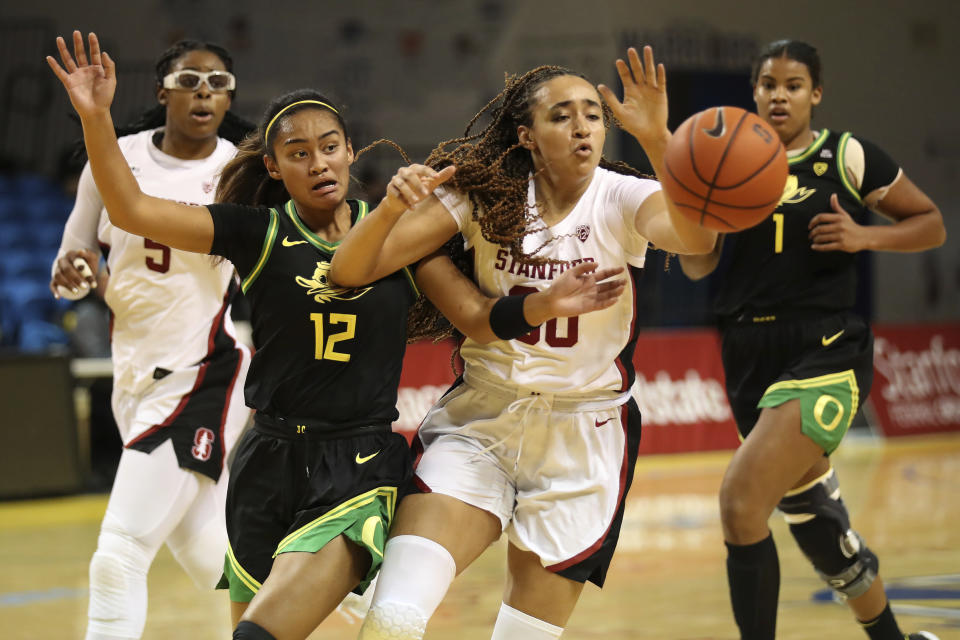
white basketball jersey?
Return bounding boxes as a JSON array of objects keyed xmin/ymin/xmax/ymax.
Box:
[
  {"xmin": 96, "ymin": 129, "xmax": 239, "ymax": 394},
  {"xmin": 438, "ymin": 167, "xmax": 660, "ymax": 395}
]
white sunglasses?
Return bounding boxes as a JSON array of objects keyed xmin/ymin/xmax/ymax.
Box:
[{"xmin": 162, "ymin": 69, "xmax": 236, "ymax": 92}]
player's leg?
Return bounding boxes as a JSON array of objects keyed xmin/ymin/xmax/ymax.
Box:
[
  {"xmin": 86, "ymin": 441, "xmax": 203, "ymax": 640},
  {"xmin": 235, "ymin": 535, "xmax": 369, "ymax": 639},
  {"xmin": 165, "ymin": 469, "xmax": 229, "ymax": 587},
  {"xmin": 165, "ymin": 362, "xmax": 251, "ymax": 590},
  {"xmin": 491, "ymin": 544, "xmax": 580, "ymax": 638},
  {"xmin": 779, "ymin": 465, "xmax": 934, "ymax": 640},
  {"xmin": 359, "ymin": 492, "xmax": 503, "ymax": 640},
  {"xmin": 360, "ymin": 382, "xmax": 515, "ymax": 640},
  {"xmin": 492, "ymin": 399, "xmax": 640, "ymax": 639},
  {"xmin": 719, "ymin": 399, "xmax": 825, "ymax": 640}
]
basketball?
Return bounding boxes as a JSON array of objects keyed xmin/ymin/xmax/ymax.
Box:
[{"xmin": 662, "ymin": 106, "xmax": 788, "ymax": 232}]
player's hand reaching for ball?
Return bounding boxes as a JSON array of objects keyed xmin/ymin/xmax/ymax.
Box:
[
  {"xmin": 597, "ymin": 46, "xmax": 669, "ymax": 152},
  {"xmin": 382, "ymin": 164, "xmax": 457, "ymax": 216},
  {"xmin": 809, "ymin": 193, "xmax": 869, "ymax": 253},
  {"xmin": 46, "ymin": 31, "xmax": 116, "ymax": 120}
]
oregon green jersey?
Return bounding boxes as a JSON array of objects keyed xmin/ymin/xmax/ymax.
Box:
[
  {"xmin": 714, "ymin": 130, "xmax": 899, "ymax": 318},
  {"xmin": 208, "ymin": 199, "xmax": 417, "ymax": 428}
]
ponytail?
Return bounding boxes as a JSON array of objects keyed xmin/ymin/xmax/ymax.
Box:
[{"xmin": 215, "ymin": 132, "xmax": 290, "ymax": 207}]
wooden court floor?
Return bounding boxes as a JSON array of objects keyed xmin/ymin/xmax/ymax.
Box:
[{"xmin": 2, "ymin": 433, "xmax": 958, "ymax": 639}]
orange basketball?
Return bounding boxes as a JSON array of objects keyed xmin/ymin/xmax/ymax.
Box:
[{"xmin": 662, "ymin": 106, "xmax": 788, "ymax": 232}]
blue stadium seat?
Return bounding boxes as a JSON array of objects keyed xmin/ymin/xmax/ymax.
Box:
[
  {"xmin": 0, "ymin": 220, "xmax": 27, "ymax": 251},
  {"xmin": 14, "ymin": 173, "xmax": 57, "ymax": 197},
  {"xmin": 0, "ymin": 249, "xmax": 52, "ymax": 283},
  {"xmin": 35, "ymin": 220, "xmax": 65, "ymax": 249},
  {"xmin": 0, "ymin": 197, "xmax": 18, "ymax": 224},
  {"xmin": 18, "ymin": 320, "xmax": 69, "ymax": 352},
  {"xmin": 30, "ymin": 194, "xmax": 73, "ymax": 223}
]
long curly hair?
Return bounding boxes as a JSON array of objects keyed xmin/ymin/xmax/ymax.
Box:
[
  {"xmin": 408, "ymin": 66, "xmax": 655, "ymax": 346},
  {"xmin": 425, "ymin": 65, "xmax": 651, "ymax": 265}
]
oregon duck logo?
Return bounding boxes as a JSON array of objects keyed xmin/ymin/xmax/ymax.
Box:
[
  {"xmin": 295, "ymin": 260, "xmax": 372, "ymax": 303},
  {"xmin": 778, "ymin": 174, "xmax": 816, "ymax": 206}
]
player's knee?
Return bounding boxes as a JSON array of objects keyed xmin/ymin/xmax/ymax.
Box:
[
  {"xmin": 357, "ymin": 535, "xmax": 457, "ymax": 640},
  {"xmin": 87, "ymin": 527, "xmax": 152, "ymax": 636},
  {"xmin": 779, "ymin": 470, "xmax": 878, "ymax": 598},
  {"xmin": 233, "ymin": 620, "xmax": 276, "ymax": 640},
  {"xmin": 90, "ymin": 525, "xmax": 152, "ymax": 587},
  {"xmin": 718, "ymin": 480, "xmax": 763, "ymax": 533},
  {"xmin": 359, "ymin": 602, "xmax": 429, "ymax": 640}
]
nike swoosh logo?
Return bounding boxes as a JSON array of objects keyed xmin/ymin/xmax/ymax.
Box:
[
  {"xmin": 703, "ymin": 107, "xmax": 725, "ymax": 138},
  {"xmin": 355, "ymin": 450, "xmax": 380, "ymax": 464},
  {"xmin": 282, "ymin": 236, "xmax": 308, "ymax": 247},
  {"xmin": 595, "ymin": 418, "xmax": 611, "ymax": 428},
  {"xmin": 821, "ymin": 330, "xmax": 844, "ymax": 346},
  {"xmin": 361, "ymin": 516, "xmax": 384, "ymax": 557}
]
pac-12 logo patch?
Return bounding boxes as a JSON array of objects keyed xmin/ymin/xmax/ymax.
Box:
[
  {"xmin": 575, "ymin": 225, "xmax": 590, "ymax": 242},
  {"xmin": 202, "ymin": 180, "xmax": 214, "ymax": 194},
  {"xmin": 191, "ymin": 427, "xmax": 216, "ymax": 461}
]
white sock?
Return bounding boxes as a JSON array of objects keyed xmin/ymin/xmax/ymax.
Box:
[
  {"xmin": 359, "ymin": 535, "xmax": 457, "ymax": 639},
  {"xmin": 491, "ymin": 602, "xmax": 564, "ymax": 639}
]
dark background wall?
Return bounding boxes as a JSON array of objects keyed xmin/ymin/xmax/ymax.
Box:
[{"xmin": 2, "ymin": 0, "xmax": 957, "ymax": 324}]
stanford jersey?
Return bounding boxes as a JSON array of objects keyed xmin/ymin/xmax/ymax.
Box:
[
  {"xmin": 57, "ymin": 129, "xmax": 246, "ymax": 436},
  {"xmin": 437, "ymin": 167, "xmax": 660, "ymax": 395}
]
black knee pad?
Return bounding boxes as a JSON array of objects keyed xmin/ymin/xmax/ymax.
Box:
[
  {"xmin": 234, "ymin": 620, "xmax": 276, "ymax": 640},
  {"xmin": 778, "ymin": 469, "xmax": 878, "ymax": 599}
]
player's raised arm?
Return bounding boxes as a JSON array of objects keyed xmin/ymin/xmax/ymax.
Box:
[
  {"xmin": 597, "ymin": 46, "xmax": 717, "ymax": 255},
  {"xmin": 46, "ymin": 31, "xmax": 213, "ymax": 253},
  {"xmin": 329, "ymin": 165, "xmax": 457, "ymax": 287}
]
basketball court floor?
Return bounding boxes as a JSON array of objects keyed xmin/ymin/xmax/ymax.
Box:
[{"xmin": 2, "ymin": 433, "xmax": 958, "ymax": 639}]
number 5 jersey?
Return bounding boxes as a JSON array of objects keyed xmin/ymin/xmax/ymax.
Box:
[{"xmin": 57, "ymin": 129, "xmax": 243, "ymax": 398}]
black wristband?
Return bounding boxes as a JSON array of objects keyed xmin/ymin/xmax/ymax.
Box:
[{"xmin": 489, "ymin": 294, "xmax": 539, "ymax": 340}]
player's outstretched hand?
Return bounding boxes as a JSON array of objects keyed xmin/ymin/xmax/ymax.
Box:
[
  {"xmin": 597, "ymin": 46, "xmax": 668, "ymax": 149},
  {"xmin": 382, "ymin": 164, "xmax": 457, "ymax": 215},
  {"xmin": 808, "ymin": 193, "xmax": 868, "ymax": 253},
  {"xmin": 46, "ymin": 31, "xmax": 116, "ymax": 120},
  {"xmin": 541, "ymin": 262, "xmax": 626, "ymax": 319}
]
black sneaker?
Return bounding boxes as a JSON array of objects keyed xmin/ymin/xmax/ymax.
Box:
[{"xmin": 906, "ymin": 633, "xmax": 940, "ymax": 640}]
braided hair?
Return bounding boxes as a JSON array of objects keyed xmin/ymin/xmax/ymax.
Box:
[
  {"xmin": 411, "ymin": 66, "xmax": 660, "ymax": 345},
  {"xmin": 425, "ymin": 65, "xmax": 651, "ymax": 266}
]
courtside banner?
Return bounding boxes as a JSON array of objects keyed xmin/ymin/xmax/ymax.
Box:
[
  {"xmin": 393, "ymin": 333, "xmax": 742, "ymax": 454},
  {"xmin": 630, "ymin": 329, "xmax": 740, "ymax": 454},
  {"xmin": 869, "ymin": 324, "xmax": 960, "ymax": 437}
]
